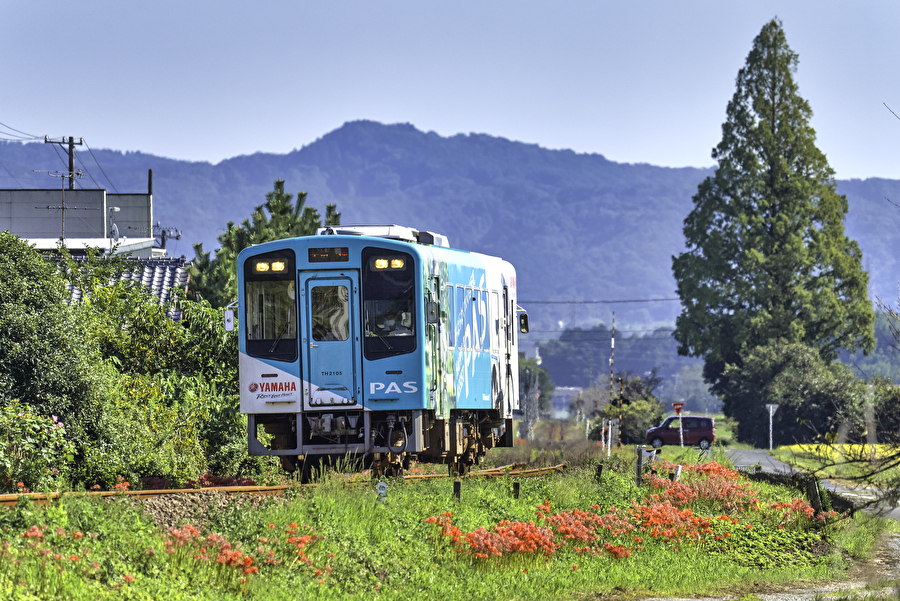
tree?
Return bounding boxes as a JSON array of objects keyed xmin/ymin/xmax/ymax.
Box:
[
  {"xmin": 723, "ymin": 341, "xmax": 865, "ymax": 446},
  {"xmin": 584, "ymin": 370, "xmax": 665, "ymax": 445},
  {"xmin": 538, "ymin": 324, "xmax": 697, "ymax": 389},
  {"xmin": 518, "ymin": 358, "xmax": 554, "ymax": 439},
  {"xmin": 189, "ymin": 180, "xmax": 341, "ymax": 307},
  {"xmin": 518, "ymin": 357, "xmax": 554, "ymax": 413},
  {"xmin": 840, "ymin": 309, "xmax": 900, "ymax": 381},
  {"xmin": 671, "ymin": 19, "xmax": 875, "ymax": 416},
  {"xmin": 658, "ymin": 364, "xmax": 720, "ymax": 414},
  {"xmin": 0, "ymin": 233, "xmax": 99, "ymax": 419}
]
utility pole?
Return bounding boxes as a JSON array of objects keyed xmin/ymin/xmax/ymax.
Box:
[
  {"xmin": 44, "ymin": 136, "xmax": 83, "ymax": 190},
  {"xmin": 610, "ymin": 313, "xmax": 620, "ymax": 445},
  {"xmin": 34, "ymin": 169, "xmax": 88, "ymax": 243},
  {"xmin": 608, "ymin": 312, "xmax": 615, "ymax": 405},
  {"xmin": 617, "ymin": 377, "xmax": 624, "ymax": 447}
]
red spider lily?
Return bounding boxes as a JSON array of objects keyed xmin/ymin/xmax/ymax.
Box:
[
  {"xmin": 602, "ymin": 543, "xmax": 631, "ymax": 559},
  {"xmin": 22, "ymin": 526, "xmax": 43, "ymax": 539}
]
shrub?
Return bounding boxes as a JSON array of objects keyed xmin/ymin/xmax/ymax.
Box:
[
  {"xmin": 0, "ymin": 233, "xmax": 101, "ymax": 428},
  {"xmin": 0, "ymin": 400, "xmax": 75, "ymax": 492}
]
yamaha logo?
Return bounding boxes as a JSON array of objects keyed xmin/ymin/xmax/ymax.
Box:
[{"xmin": 248, "ymin": 382, "xmax": 258, "ymax": 393}]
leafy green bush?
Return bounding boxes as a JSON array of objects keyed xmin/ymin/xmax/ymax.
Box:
[
  {"xmin": 724, "ymin": 341, "xmax": 866, "ymax": 446},
  {"xmin": 67, "ymin": 261, "xmax": 257, "ymax": 486},
  {"xmin": 0, "ymin": 233, "xmax": 102, "ymax": 428},
  {"xmin": 0, "ymin": 400, "xmax": 75, "ymax": 492},
  {"xmin": 0, "ymin": 234, "xmax": 260, "ymax": 489}
]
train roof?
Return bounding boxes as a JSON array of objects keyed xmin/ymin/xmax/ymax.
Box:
[
  {"xmin": 240, "ymin": 225, "xmax": 515, "ymax": 273},
  {"xmin": 315, "ymin": 225, "xmax": 450, "ymax": 248}
]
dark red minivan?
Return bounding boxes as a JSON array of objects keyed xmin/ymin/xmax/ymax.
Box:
[{"xmin": 646, "ymin": 416, "xmax": 716, "ymax": 450}]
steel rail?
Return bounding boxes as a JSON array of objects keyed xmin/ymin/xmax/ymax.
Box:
[{"xmin": 0, "ymin": 463, "xmax": 567, "ymax": 507}]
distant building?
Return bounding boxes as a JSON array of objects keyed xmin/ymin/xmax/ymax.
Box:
[
  {"xmin": 1, "ymin": 170, "xmax": 189, "ymax": 309},
  {"xmin": 0, "ymin": 189, "xmax": 157, "ymax": 257},
  {"xmin": 0, "ymin": 169, "xmax": 182, "ymax": 258},
  {"xmin": 552, "ymin": 386, "xmax": 583, "ymax": 417}
]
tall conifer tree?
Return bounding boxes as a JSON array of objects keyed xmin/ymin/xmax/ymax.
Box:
[
  {"xmin": 190, "ymin": 180, "xmax": 340, "ymax": 307},
  {"xmin": 671, "ymin": 19, "xmax": 874, "ymax": 419}
]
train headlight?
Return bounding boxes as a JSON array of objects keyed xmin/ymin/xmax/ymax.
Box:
[
  {"xmin": 271, "ymin": 261, "xmax": 286, "ymax": 272},
  {"xmin": 390, "ymin": 258, "xmax": 405, "ymax": 269},
  {"xmin": 255, "ymin": 261, "xmax": 270, "ymax": 272},
  {"xmin": 374, "ymin": 258, "xmax": 389, "ymax": 269}
]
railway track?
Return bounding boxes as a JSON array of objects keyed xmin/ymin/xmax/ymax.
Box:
[{"xmin": 0, "ymin": 463, "xmax": 567, "ymax": 507}]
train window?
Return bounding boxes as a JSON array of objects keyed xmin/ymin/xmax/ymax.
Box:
[
  {"xmin": 362, "ymin": 247, "xmax": 416, "ymax": 359},
  {"xmin": 510, "ymin": 297, "xmax": 517, "ymax": 346},
  {"xmin": 445, "ymin": 284, "xmax": 454, "ymax": 348},
  {"xmin": 479, "ymin": 290, "xmax": 489, "ymax": 351},
  {"xmin": 491, "ymin": 292, "xmax": 500, "ymax": 352},
  {"xmin": 310, "ymin": 286, "xmax": 349, "ymax": 341},
  {"xmin": 244, "ymin": 249, "xmax": 297, "ymax": 362},
  {"xmin": 471, "ymin": 289, "xmax": 482, "ymax": 350},
  {"xmin": 455, "ymin": 286, "xmax": 468, "ymax": 349}
]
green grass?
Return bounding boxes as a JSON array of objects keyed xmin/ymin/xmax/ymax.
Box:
[
  {"xmin": 770, "ymin": 445, "xmax": 900, "ymax": 489},
  {"xmin": 0, "ymin": 450, "xmax": 890, "ymax": 600}
]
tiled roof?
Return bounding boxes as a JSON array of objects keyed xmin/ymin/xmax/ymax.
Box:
[{"xmin": 58, "ymin": 256, "xmax": 190, "ymax": 318}]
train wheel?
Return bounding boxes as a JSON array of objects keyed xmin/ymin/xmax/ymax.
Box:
[
  {"xmin": 449, "ymin": 459, "xmax": 469, "ymax": 477},
  {"xmin": 384, "ymin": 465, "xmax": 404, "ymax": 478},
  {"xmin": 279, "ymin": 455, "xmax": 297, "ymax": 473},
  {"xmin": 298, "ymin": 456, "xmax": 321, "ymax": 484}
]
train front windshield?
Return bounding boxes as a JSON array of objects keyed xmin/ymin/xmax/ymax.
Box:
[
  {"xmin": 362, "ymin": 247, "xmax": 416, "ymax": 359},
  {"xmin": 244, "ymin": 249, "xmax": 297, "ymax": 362}
]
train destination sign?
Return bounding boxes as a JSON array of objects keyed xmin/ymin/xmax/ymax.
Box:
[{"xmin": 308, "ymin": 247, "xmax": 350, "ymax": 263}]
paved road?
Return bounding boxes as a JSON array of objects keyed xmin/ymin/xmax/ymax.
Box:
[
  {"xmin": 726, "ymin": 448, "xmax": 797, "ymax": 474},
  {"xmin": 725, "ymin": 448, "xmax": 900, "ymax": 520}
]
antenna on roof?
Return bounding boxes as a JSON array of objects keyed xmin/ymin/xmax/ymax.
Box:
[{"xmin": 33, "ymin": 169, "xmax": 91, "ymax": 243}]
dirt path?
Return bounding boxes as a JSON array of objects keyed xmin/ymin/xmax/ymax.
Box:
[{"xmin": 633, "ymin": 534, "xmax": 900, "ymax": 601}]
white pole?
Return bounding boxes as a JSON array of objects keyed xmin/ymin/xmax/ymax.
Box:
[
  {"xmin": 766, "ymin": 404, "xmax": 779, "ymax": 450},
  {"xmin": 607, "ymin": 420, "xmax": 612, "ymax": 457}
]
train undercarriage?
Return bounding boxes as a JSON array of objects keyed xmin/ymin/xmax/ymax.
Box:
[{"xmin": 250, "ymin": 409, "xmax": 514, "ymax": 481}]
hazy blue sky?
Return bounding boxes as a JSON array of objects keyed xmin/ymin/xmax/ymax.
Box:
[{"xmin": 3, "ymin": 1, "xmax": 899, "ymax": 179}]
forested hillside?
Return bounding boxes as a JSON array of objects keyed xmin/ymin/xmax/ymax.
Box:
[{"xmin": 1, "ymin": 120, "xmax": 898, "ymax": 341}]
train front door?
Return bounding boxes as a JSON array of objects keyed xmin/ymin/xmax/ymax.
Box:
[{"xmin": 300, "ymin": 272, "xmax": 361, "ymax": 410}]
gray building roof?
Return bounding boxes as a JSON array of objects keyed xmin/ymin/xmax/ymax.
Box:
[{"xmin": 59, "ymin": 256, "xmax": 190, "ymax": 316}]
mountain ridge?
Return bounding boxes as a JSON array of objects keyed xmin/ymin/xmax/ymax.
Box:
[{"xmin": 1, "ymin": 120, "xmax": 897, "ymax": 339}]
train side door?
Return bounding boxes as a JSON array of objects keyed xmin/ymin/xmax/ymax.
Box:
[
  {"xmin": 300, "ymin": 272, "xmax": 361, "ymax": 410},
  {"xmin": 503, "ymin": 286, "xmax": 514, "ymax": 412},
  {"xmin": 429, "ymin": 276, "xmax": 443, "ymax": 414}
]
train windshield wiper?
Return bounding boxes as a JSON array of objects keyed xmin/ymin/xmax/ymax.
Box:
[
  {"xmin": 269, "ymin": 309, "xmax": 292, "ymax": 353},
  {"xmin": 372, "ymin": 329, "xmax": 392, "ymax": 350}
]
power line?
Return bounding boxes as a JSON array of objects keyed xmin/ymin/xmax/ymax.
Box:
[
  {"xmin": 47, "ymin": 143, "xmax": 74, "ymax": 181},
  {"xmin": 0, "ymin": 159, "xmax": 24, "ymax": 187},
  {"xmin": 83, "ymin": 139, "xmax": 119, "ymax": 193},
  {"xmin": 0, "ymin": 132, "xmax": 36, "ymax": 141},
  {"xmin": 521, "ymin": 298, "xmax": 680, "ymax": 304},
  {"xmin": 74, "ymin": 150, "xmax": 104, "ymax": 190},
  {"xmin": 0, "ymin": 120, "xmax": 40, "ymax": 140},
  {"xmin": 526, "ymin": 329, "xmax": 674, "ymax": 335}
]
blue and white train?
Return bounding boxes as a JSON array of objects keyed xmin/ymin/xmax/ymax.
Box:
[{"xmin": 233, "ymin": 225, "xmax": 529, "ymax": 478}]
